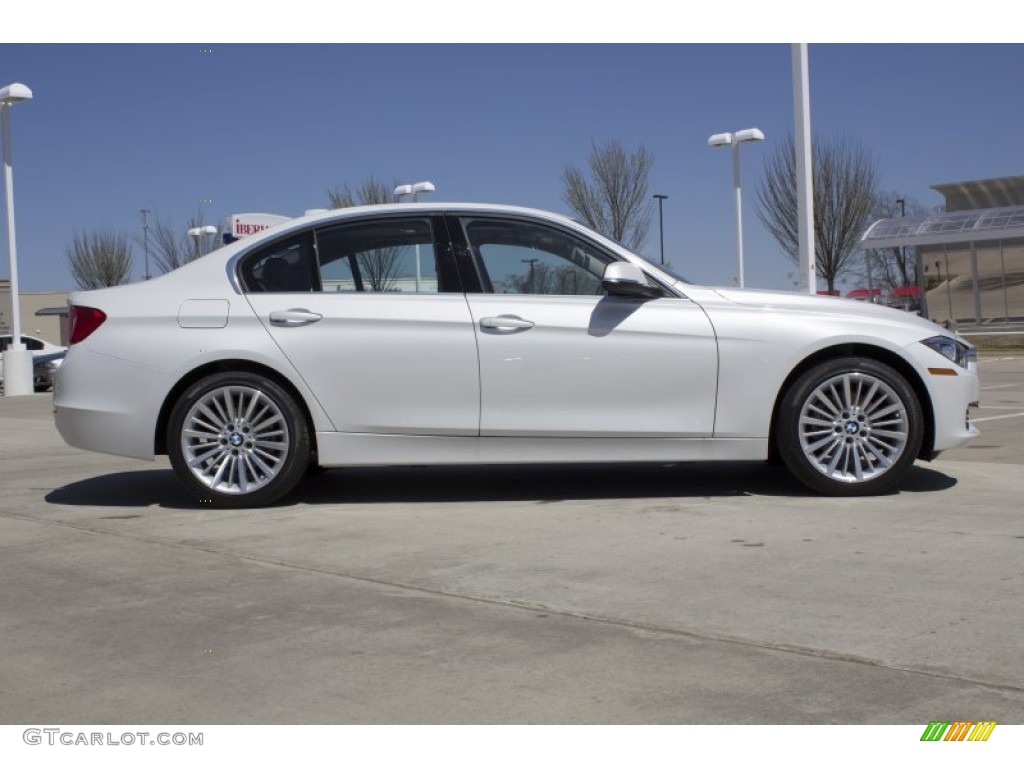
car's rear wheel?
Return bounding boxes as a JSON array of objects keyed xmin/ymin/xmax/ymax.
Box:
[
  {"xmin": 775, "ymin": 357, "xmax": 923, "ymax": 496},
  {"xmin": 167, "ymin": 371, "xmax": 310, "ymax": 508}
]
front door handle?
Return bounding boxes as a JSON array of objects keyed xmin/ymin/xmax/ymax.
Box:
[
  {"xmin": 269, "ymin": 309, "xmax": 323, "ymax": 327},
  {"xmin": 479, "ymin": 315, "xmax": 535, "ymax": 331}
]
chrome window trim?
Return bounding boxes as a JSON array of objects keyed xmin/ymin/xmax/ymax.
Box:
[{"xmin": 224, "ymin": 205, "xmax": 688, "ymax": 300}]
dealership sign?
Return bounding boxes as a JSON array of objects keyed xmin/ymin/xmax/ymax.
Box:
[{"xmin": 223, "ymin": 213, "xmax": 291, "ymax": 243}]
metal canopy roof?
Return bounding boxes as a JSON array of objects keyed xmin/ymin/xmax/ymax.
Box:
[
  {"xmin": 932, "ymin": 176, "xmax": 1024, "ymax": 211},
  {"xmin": 860, "ymin": 204, "xmax": 1024, "ymax": 250}
]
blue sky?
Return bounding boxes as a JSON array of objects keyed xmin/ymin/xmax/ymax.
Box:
[{"xmin": 2, "ymin": 42, "xmax": 1023, "ymax": 291}]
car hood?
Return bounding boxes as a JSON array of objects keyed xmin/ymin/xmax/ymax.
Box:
[{"xmin": 696, "ymin": 285, "xmax": 955, "ymax": 339}]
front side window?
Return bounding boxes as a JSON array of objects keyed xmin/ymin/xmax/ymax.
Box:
[
  {"xmin": 460, "ymin": 218, "xmax": 612, "ymax": 296},
  {"xmin": 316, "ymin": 218, "xmax": 442, "ymax": 293}
]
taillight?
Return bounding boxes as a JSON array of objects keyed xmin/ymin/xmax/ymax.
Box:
[{"xmin": 68, "ymin": 306, "xmax": 107, "ymax": 344}]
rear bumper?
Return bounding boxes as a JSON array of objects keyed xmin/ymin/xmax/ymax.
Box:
[
  {"xmin": 54, "ymin": 350, "xmax": 167, "ymax": 461},
  {"xmin": 55, "ymin": 403, "xmax": 157, "ymax": 461}
]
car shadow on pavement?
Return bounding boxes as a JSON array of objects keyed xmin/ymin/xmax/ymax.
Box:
[
  {"xmin": 44, "ymin": 461, "xmax": 957, "ymax": 509},
  {"xmin": 46, "ymin": 470, "xmax": 198, "ymax": 509}
]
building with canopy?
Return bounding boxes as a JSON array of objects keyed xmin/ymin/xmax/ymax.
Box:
[{"xmin": 859, "ymin": 176, "xmax": 1024, "ymax": 326}]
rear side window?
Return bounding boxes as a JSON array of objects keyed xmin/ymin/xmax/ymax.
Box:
[
  {"xmin": 315, "ymin": 218, "xmax": 445, "ymax": 293},
  {"xmin": 239, "ymin": 235, "xmax": 318, "ymax": 293}
]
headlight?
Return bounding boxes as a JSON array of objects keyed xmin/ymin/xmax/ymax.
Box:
[{"xmin": 920, "ymin": 335, "xmax": 973, "ymax": 369}]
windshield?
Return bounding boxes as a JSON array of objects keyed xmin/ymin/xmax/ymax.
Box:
[
  {"xmin": 628, "ymin": 250, "xmax": 690, "ymax": 284},
  {"xmin": 656, "ymin": 261, "xmax": 691, "ymax": 284}
]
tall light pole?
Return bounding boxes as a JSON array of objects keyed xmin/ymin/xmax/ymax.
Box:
[
  {"xmin": 897, "ymin": 197, "xmax": 926, "ymax": 316},
  {"xmin": 1, "ymin": 82, "xmax": 34, "ymax": 396},
  {"xmin": 140, "ymin": 208, "xmax": 152, "ymax": 280},
  {"xmin": 893, "ymin": 198, "xmax": 905, "ymax": 309},
  {"xmin": 792, "ymin": 44, "xmax": 816, "ymax": 295},
  {"xmin": 393, "ymin": 181, "xmax": 435, "ymax": 292},
  {"xmin": 521, "ymin": 258, "xmax": 539, "ymax": 293},
  {"xmin": 393, "ymin": 180, "xmax": 436, "ymax": 204},
  {"xmin": 653, "ymin": 194, "xmax": 668, "ymax": 265},
  {"xmin": 708, "ymin": 128, "xmax": 764, "ymax": 288},
  {"xmin": 187, "ymin": 225, "xmax": 218, "ymax": 258}
]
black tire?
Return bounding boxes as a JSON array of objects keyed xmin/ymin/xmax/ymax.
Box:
[
  {"xmin": 167, "ymin": 371, "xmax": 311, "ymax": 508},
  {"xmin": 775, "ymin": 356, "xmax": 923, "ymax": 496},
  {"xmin": 306, "ymin": 461, "xmax": 328, "ymax": 476}
]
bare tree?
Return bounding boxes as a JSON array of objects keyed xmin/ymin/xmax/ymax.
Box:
[
  {"xmin": 563, "ymin": 140, "xmax": 653, "ymax": 252},
  {"xmin": 145, "ymin": 210, "xmax": 220, "ymax": 274},
  {"xmin": 66, "ymin": 231, "xmax": 134, "ymax": 289},
  {"xmin": 328, "ymin": 175, "xmax": 401, "ymax": 291},
  {"xmin": 328, "ymin": 175, "xmax": 393, "ymax": 208},
  {"xmin": 757, "ymin": 135, "xmax": 878, "ymax": 294},
  {"xmin": 501, "ymin": 262, "xmax": 601, "ymax": 296},
  {"xmin": 148, "ymin": 217, "xmax": 185, "ymax": 274}
]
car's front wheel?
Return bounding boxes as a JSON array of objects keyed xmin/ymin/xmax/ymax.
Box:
[
  {"xmin": 167, "ymin": 371, "xmax": 311, "ymax": 507},
  {"xmin": 775, "ymin": 357, "xmax": 924, "ymax": 496}
]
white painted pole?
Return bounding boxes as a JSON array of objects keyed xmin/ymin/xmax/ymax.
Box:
[
  {"xmin": 2, "ymin": 100, "xmax": 33, "ymax": 395},
  {"xmin": 732, "ymin": 141, "xmax": 745, "ymax": 288},
  {"xmin": 792, "ymin": 43, "xmax": 816, "ymax": 294}
]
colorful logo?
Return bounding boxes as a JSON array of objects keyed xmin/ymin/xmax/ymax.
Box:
[{"xmin": 920, "ymin": 721, "xmax": 996, "ymax": 741}]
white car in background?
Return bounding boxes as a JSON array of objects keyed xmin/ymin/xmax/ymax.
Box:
[
  {"xmin": 0, "ymin": 334, "xmax": 66, "ymax": 392},
  {"xmin": 54, "ymin": 203, "xmax": 979, "ymax": 507}
]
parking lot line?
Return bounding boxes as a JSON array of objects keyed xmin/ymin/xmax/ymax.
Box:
[{"xmin": 972, "ymin": 411, "xmax": 1024, "ymax": 423}]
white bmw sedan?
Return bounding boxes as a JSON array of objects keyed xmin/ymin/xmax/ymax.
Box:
[{"xmin": 54, "ymin": 203, "xmax": 979, "ymax": 507}]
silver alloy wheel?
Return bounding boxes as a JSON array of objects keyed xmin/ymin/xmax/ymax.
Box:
[
  {"xmin": 797, "ymin": 372, "xmax": 909, "ymax": 484},
  {"xmin": 180, "ymin": 385, "xmax": 291, "ymax": 495}
]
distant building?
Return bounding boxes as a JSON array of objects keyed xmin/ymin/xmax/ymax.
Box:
[
  {"xmin": 931, "ymin": 176, "xmax": 1024, "ymax": 212},
  {"xmin": 861, "ymin": 175, "xmax": 1024, "ymax": 324},
  {"xmin": 0, "ymin": 280, "xmax": 68, "ymax": 345},
  {"xmin": 922, "ymin": 176, "xmax": 1024, "ymax": 324}
]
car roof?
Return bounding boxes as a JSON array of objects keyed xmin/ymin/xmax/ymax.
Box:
[{"xmin": 285, "ymin": 202, "xmax": 582, "ymax": 229}]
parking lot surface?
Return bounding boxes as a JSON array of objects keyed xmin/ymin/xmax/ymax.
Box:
[{"xmin": 1, "ymin": 355, "xmax": 1022, "ymax": 724}]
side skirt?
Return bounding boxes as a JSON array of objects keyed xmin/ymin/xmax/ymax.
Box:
[{"xmin": 315, "ymin": 433, "xmax": 769, "ymax": 467}]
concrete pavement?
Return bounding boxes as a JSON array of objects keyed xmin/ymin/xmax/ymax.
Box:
[{"xmin": 1, "ymin": 355, "xmax": 1022, "ymax": 723}]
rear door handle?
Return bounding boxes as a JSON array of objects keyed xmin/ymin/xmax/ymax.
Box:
[
  {"xmin": 479, "ymin": 315, "xmax": 535, "ymax": 331},
  {"xmin": 269, "ymin": 309, "xmax": 323, "ymax": 327}
]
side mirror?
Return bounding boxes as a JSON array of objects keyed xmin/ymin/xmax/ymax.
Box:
[{"xmin": 602, "ymin": 262, "xmax": 661, "ymax": 299}]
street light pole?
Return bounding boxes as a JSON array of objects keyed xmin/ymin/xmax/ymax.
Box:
[
  {"xmin": 140, "ymin": 208, "xmax": 152, "ymax": 280},
  {"xmin": 731, "ymin": 142, "xmax": 744, "ymax": 286},
  {"xmin": 521, "ymin": 258, "xmax": 539, "ymax": 293},
  {"xmin": 393, "ymin": 181, "xmax": 435, "ymax": 292},
  {"xmin": 894, "ymin": 198, "xmax": 905, "ymax": 309},
  {"xmin": 187, "ymin": 225, "xmax": 218, "ymax": 258},
  {"xmin": 708, "ymin": 128, "xmax": 764, "ymax": 288},
  {"xmin": 792, "ymin": 44, "xmax": 816, "ymax": 295},
  {"xmin": 653, "ymin": 194, "xmax": 668, "ymax": 265},
  {"xmin": 896, "ymin": 196, "xmax": 926, "ymax": 316},
  {"xmin": 1, "ymin": 82, "xmax": 34, "ymax": 396}
]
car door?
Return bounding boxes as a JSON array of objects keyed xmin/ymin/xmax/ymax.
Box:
[
  {"xmin": 241, "ymin": 215, "xmax": 480, "ymax": 436},
  {"xmin": 451, "ymin": 215, "xmax": 718, "ymax": 437}
]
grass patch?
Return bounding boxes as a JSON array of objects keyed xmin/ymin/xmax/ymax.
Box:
[{"xmin": 964, "ymin": 334, "xmax": 1024, "ymax": 352}]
